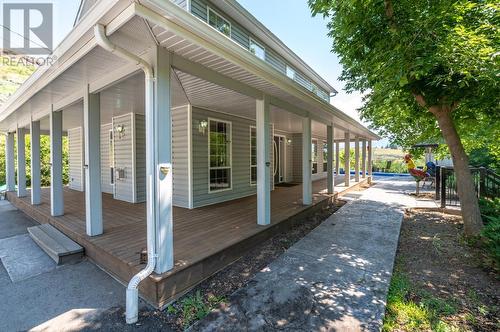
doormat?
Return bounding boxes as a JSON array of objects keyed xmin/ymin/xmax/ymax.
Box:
[
  {"xmin": 0, "ymin": 234, "xmax": 56, "ymax": 282},
  {"xmin": 275, "ymin": 182, "xmax": 300, "ymax": 188}
]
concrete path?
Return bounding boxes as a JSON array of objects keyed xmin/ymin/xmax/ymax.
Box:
[
  {"xmin": 193, "ymin": 178, "xmax": 434, "ymax": 331},
  {"xmin": 0, "ymin": 199, "xmax": 135, "ymax": 332}
]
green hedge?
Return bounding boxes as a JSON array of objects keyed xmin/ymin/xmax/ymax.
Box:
[{"xmin": 479, "ymin": 198, "xmax": 500, "ymax": 271}]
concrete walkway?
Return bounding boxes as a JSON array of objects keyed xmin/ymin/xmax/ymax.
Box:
[
  {"xmin": 0, "ymin": 199, "xmax": 134, "ymax": 332},
  {"xmin": 193, "ymin": 178, "xmax": 435, "ymax": 331}
]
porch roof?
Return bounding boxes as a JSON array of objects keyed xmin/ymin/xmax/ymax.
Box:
[{"xmin": 0, "ymin": 0, "xmax": 380, "ymax": 140}]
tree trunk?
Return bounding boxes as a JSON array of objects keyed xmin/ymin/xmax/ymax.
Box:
[{"xmin": 432, "ymin": 107, "xmax": 483, "ymax": 236}]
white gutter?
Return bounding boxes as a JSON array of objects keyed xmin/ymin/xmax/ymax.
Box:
[{"xmin": 94, "ymin": 24, "xmax": 157, "ymax": 325}]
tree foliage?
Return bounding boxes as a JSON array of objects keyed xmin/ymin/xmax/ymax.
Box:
[
  {"xmin": 310, "ymin": 0, "xmax": 499, "ymax": 235},
  {"xmin": 309, "ymin": 0, "xmax": 499, "ymax": 153},
  {"xmin": 0, "ymin": 134, "xmax": 69, "ymax": 188}
]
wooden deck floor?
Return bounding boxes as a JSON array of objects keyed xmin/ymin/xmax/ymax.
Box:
[{"xmin": 7, "ymin": 176, "xmax": 366, "ymax": 307}]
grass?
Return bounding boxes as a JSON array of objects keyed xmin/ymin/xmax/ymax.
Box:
[
  {"xmin": 383, "ymin": 261, "xmax": 459, "ymax": 332},
  {"xmin": 166, "ymin": 290, "xmax": 226, "ymax": 330}
]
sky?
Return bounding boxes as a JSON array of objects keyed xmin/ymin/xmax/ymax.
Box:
[{"xmin": 1, "ymin": 0, "xmax": 385, "ymax": 145}]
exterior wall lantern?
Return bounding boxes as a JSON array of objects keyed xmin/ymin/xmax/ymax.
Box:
[
  {"xmin": 198, "ymin": 119, "xmax": 208, "ymax": 134},
  {"xmin": 115, "ymin": 124, "xmax": 125, "ymax": 139}
]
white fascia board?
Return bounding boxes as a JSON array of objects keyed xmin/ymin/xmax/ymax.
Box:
[
  {"xmin": 138, "ymin": 1, "xmax": 378, "ymax": 140},
  {"xmin": 0, "ymin": 0, "xmax": 123, "ymax": 123}
]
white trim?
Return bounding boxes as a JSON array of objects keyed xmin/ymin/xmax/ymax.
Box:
[
  {"xmin": 274, "ymin": 132, "xmax": 286, "ymax": 184},
  {"xmin": 249, "ymin": 125, "xmax": 257, "ymax": 186},
  {"xmin": 186, "ymin": 0, "xmax": 191, "ymax": 12},
  {"xmin": 311, "ymin": 138, "xmax": 318, "ymax": 175},
  {"xmin": 207, "ymin": 6, "xmax": 232, "ymax": 38},
  {"xmin": 187, "ymin": 104, "xmax": 194, "ymax": 208},
  {"xmin": 207, "ymin": 117, "xmax": 233, "ymax": 193},
  {"xmin": 131, "ymin": 113, "xmax": 138, "ymax": 203}
]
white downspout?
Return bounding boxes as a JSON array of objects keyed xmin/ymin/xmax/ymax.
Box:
[{"xmin": 94, "ymin": 24, "xmax": 157, "ymax": 324}]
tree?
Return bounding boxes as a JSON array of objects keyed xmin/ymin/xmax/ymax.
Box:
[{"xmin": 310, "ymin": 0, "xmax": 499, "ymax": 236}]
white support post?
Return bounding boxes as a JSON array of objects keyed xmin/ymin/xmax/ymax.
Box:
[
  {"xmin": 335, "ymin": 141, "xmax": 340, "ymax": 176},
  {"xmin": 302, "ymin": 117, "xmax": 312, "ymax": 205},
  {"xmin": 30, "ymin": 121, "xmax": 41, "ymax": 205},
  {"xmin": 5, "ymin": 132, "xmax": 15, "ymax": 191},
  {"xmin": 368, "ymin": 140, "xmax": 373, "ymax": 183},
  {"xmin": 50, "ymin": 109, "xmax": 64, "ymax": 216},
  {"xmin": 154, "ymin": 46, "xmax": 173, "ymax": 274},
  {"xmin": 354, "ymin": 137, "xmax": 360, "ymax": 183},
  {"xmin": 16, "ymin": 128, "xmax": 27, "ymax": 197},
  {"xmin": 362, "ymin": 140, "xmax": 367, "ymax": 179},
  {"xmin": 326, "ymin": 124, "xmax": 334, "ymax": 194},
  {"xmin": 256, "ymin": 96, "xmax": 271, "ymax": 225},
  {"xmin": 84, "ymin": 86, "xmax": 103, "ymax": 236},
  {"xmin": 344, "ymin": 132, "xmax": 351, "ymax": 186}
]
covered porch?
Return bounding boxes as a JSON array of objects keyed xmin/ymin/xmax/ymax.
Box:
[{"xmin": 6, "ymin": 176, "xmax": 367, "ymax": 307}]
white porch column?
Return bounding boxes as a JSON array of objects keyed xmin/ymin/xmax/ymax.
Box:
[
  {"xmin": 362, "ymin": 140, "xmax": 367, "ymax": 179},
  {"xmin": 344, "ymin": 132, "xmax": 351, "ymax": 186},
  {"xmin": 326, "ymin": 124, "xmax": 334, "ymax": 193},
  {"xmin": 368, "ymin": 140, "xmax": 373, "ymax": 183},
  {"xmin": 256, "ymin": 96, "xmax": 271, "ymax": 225},
  {"xmin": 30, "ymin": 121, "xmax": 41, "ymax": 205},
  {"xmin": 84, "ymin": 87, "xmax": 103, "ymax": 236},
  {"xmin": 16, "ymin": 128, "xmax": 27, "ymax": 197},
  {"xmin": 354, "ymin": 137, "xmax": 360, "ymax": 183},
  {"xmin": 335, "ymin": 141, "xmax": 340, "ymax": 176},
  {"xmin": 50, "ymin": 109, "xmax": 64, "ymax": 216},
  {"xmin": 154, "ymin": 46, "xmax": 173, "ymax": 274},
  {"xmin": 5, "ymin": 132, "xmax": 15, "ymax": 191},
  {"xmin": 302, "ymin": 117, "xmax": 312, "ymax": 205}
]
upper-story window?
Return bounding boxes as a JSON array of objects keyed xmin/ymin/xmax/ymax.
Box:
[
  {"xmin": 208, "ymin": 7, "xmax": 231, "ymax": 37},
  {"xmin": 286, "ymin": 65, "xmax": 296, "ymax": 80},
  {"xmin": 249, "ymin": 39, "xmax": 265, "ymax": 60}
]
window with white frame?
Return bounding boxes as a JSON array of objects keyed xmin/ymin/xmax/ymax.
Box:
[
  {"xmin": 286, "ymin": 65, "xmax": 296, "ymax": 80},
  {"xmin": 323, "ymin": 141, "xmax": 328, "ymax": 172},
  {"xmin": 250, "ymin": 126, "xmax": 257, "ymax": 184},
  {"xmin": 312, "ymin": 139, "xmax": 318, "ymax": 174},
  {"xmin": 209, "ymin": 119, "xmax": 232, "ymax": 191},
  {"xmin": 249, "ymin": 38, "xmax": 265, "ymax": 60},
  {"xmin": 208, "ymin": 8, "xmax": 231, "ymax": 37}
]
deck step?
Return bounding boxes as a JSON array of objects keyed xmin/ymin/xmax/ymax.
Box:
[{"xmin": 27, "ymin": 224, "xmax": 84, "ymax": 265}]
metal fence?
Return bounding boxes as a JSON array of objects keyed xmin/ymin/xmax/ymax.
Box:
[{"xmin": 436, "ymin": 166, "xmax": 500, "ymax": 207}]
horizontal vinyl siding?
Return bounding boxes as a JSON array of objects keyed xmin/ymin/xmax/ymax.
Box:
[
  {"xmin": 135, "ymin": 114, "xmax": 146, "ymax": 203},
  {"xmin": 191, "ymin": 0, "xmax": 207, "ymax": 21},
  {"xmin": 100, "ymin": 123, "xmax": 113, "ymax": 194},
  {"xmin": 172, "ymin": 106, "xmax": 190, "ymax": 208},
  {"xmin": 192, "ymin": 107, "xmax": 255, "ymax": 207},
  {"xmin": 266, "ymin": 49, "xmax": 286, "ymax": 75},
  {"xmin": 189, "ymin": 0, "xmax": 330, "ymax": 102},
  {"xmin": 112, "ymin": 114, "xmax": 135, "ymax": 203},
  {"xmin": 68, "ymin": 127, "xmax": 84, "ymax": 191}
]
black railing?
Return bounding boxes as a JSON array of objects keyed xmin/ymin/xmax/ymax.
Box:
[{"xmin": 437, "ymin": 166, "xmax": 500, "ymax": 207}]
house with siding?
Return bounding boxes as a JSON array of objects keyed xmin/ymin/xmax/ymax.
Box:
[{"xmin": 1, "ymin": 0, "xmax": 379, "ymax": 323}]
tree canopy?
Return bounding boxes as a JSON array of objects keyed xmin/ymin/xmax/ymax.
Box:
[
  {"xmin": 309, "ymin": 0, "xmax": 499, "ymax": 154},
  {"xmin": 309, "ymin": 0, "xmax": 499, "ymax": 235}
]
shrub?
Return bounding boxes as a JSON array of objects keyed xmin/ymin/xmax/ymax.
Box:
[{"xmin": 479, "ymin": 198, "xmax": 500, "ymax": 270}]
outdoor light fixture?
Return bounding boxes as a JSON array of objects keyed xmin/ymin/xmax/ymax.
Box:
[
  {"xmin": 287, "ymin": 138, "xmax": 292, "ymax": 145},
  {"xmin": 198, "ymin": 119, "xmax": 208, "ymax": 134},
  {"xmin": 115, "ymin": 124, "xmax": 125, "ymax": 138}
]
